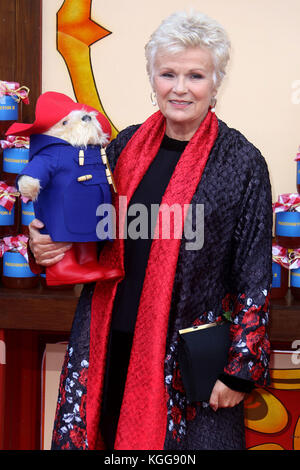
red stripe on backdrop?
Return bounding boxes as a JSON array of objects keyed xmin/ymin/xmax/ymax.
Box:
[
  {"xmin": 3, "ymin": 330, "xmax": 41, "ymax": 450},
  {"xmin": 3, "ymin": 330, "xmax": 69, "ymax": 450},
  {"xmin": 0, "ymin": 330, "xmax": 5, "ymax": 450}
]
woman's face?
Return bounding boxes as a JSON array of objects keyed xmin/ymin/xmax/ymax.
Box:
[{"xmin": 153, "ymin": 47, "xmax": 217, "ymax": 140}]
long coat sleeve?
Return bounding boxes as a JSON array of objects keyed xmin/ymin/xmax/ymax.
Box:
[{"xmin": 222, "ymin": 148, "xmax": 272, "ymax": 385}]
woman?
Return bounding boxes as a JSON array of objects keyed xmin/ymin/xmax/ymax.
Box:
[{"xmin": 29, "ymin": 11, "xmax": 272, "ymax": 450}]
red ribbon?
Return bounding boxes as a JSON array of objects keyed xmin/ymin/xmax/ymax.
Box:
[
  {"xmin": 272, "ymin": 243, "xmax": 300, "ymax": 269},
  {"xmin": 0, "ymin": 235, "xmax": 29, "ymax": 261},
  {"xmin": 0, "ymin": 182, "xmax": 20, "ymax": 211},
  {"xmin": 294, "ymin": 145, "xmax": 300, "ymax": 161},
  {"xmin": 272, "ymin": 244, "xmax": 289, "ymax": 268},
  {"xmin": 0, "ymin": 136, "xmax": 30, "ymax": 149},
  {"xmin": 272, "ymin": 193, "xmax": 300, "ymax": 212},
  {"xmin": 289, "ymin": 248, "xmax": 300, "ymax": 270},
  {"xmin": 0, "ymin": 81, "xmax": 30, "ymax": 104}
]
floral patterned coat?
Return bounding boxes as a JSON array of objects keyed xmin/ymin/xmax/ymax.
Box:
[{"xmin": 51, "ymin": 118, "xmax": 273, "ymax": 450}]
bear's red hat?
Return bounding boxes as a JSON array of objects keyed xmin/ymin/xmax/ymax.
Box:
[{"xmin": 6, "ymin": 91, "xmax": 112, "ymax": 139}]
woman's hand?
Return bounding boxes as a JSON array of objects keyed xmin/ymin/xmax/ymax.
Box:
[
  {"xmin": 28, "ymin": 218, "xmax": 72, "ymax": 267},
  {"xmin": 209, "ymin": 379, "xmax": 245, "ymax": 412}
]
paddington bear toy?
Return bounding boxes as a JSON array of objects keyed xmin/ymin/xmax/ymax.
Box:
[{"xmin": 6, "ymin": 91, "xmax": 123, "ymax": 286}]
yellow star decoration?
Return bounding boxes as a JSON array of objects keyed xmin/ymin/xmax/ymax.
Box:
[{"xmin": 57, "ymin": 0, "xmax": 118, "ymax": 139}]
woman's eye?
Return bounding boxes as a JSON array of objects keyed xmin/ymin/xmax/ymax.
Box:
[
  {"xmin": 191, "ymin": 73, "xmax": 203, "ymax": 80},
  {"xmin": 161, "ymin": 72, "xmax": 174, "ymax": 78}
]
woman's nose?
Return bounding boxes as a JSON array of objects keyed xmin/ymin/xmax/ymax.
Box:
[
  {"xmin": 82, "ymin": 114, "xmax": 92, "ymax": 122},
  {"xmin": 173, "ymin": 77, "xmax": 187, "ymax": 94}
]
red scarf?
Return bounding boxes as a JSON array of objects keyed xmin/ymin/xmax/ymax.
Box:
[{"xmin": 87, "ymin": 109, "xmax": 218, "ymax": 450}]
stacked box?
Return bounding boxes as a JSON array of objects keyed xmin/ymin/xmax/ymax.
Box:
[
  {"xmin": 0, "ymin": 80, "xmax": 38, "ymax": 288},
  {"xmin": 272, "ymin": 149, "xmax": 300, "ymax": 298}
]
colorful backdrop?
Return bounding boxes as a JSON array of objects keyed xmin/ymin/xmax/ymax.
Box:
[
  {"xmin": 42, "ymin": 0, "xmax": 300, "ymax": 202},
  {"xmin": 40, "ymin": 0, "xmax": 300, "ymax": 450}
]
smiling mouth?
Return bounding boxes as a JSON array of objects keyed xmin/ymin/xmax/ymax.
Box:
[{"xmin": 169, "ymin": 100, "xmax": 192, "ymax": 107}]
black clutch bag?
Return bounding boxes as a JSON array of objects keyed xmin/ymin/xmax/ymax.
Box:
[{"xmin": 177, "ymin": 321, "xmax": 231, "ymax": 402}]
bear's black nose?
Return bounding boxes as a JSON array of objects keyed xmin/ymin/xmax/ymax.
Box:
[{"xmin": 82, "ymin": 115, "xmax": 92, "ymax": 122}]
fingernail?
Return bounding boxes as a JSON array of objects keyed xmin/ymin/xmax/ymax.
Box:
[{"xmin": 35, "ymin": 220, "xmax": 44, "ymax": 228}]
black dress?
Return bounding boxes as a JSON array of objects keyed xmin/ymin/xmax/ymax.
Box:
[{"xmin": 100, "ymin": 135, "xmax": 188, "ymax": 449}]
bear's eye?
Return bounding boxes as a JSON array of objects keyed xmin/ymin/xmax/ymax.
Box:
[{"xmin": 62, "ymin": 120, "xmax": 68, "ymax": 126}]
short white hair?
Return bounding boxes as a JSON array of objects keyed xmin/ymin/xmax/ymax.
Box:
[{"xmin": 145, "ymin": 11, "xmax": 231, "ymax": 88}]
